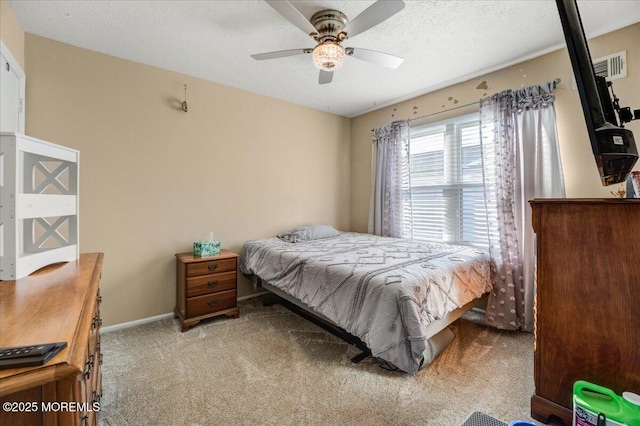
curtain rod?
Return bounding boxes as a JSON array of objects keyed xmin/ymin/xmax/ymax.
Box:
[
  {"xmin": 371, "ymin": 78, "xmax": 561, "ymax": 131},
  {"xmin": 409, "ymin": 100, "xmax": 479, "ymax": 123}
]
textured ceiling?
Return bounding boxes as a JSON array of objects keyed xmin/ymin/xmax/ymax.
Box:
[{"xmin": 9, "ymin": 0, "xmax": 640, "ymax": 117}]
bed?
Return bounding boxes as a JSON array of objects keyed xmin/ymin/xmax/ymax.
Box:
[{"xmin": 239, "ymin": 226, "xmax": 492, "ymax": 375}]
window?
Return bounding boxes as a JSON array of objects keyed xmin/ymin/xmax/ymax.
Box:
[{"xmin": 404, "ymin": 113, "xmax": 489, "ymax": 248}]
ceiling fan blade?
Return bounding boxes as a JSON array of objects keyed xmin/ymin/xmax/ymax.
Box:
[
  {"xmin": 348, "ymin": 48, "xmax": 403, "ymax": 69},
  {"xmin": 265, "ymin": 0, "xmax": 317, "ymax": 36},
  {"xmin": 319, "ymin": 70, "xmax": 333, "ymax": 85},
  {"xmin": 341, "ymin": 0, "xmax": 405, "ymax": 40},
  {"xmin": 251, "ymin": 48, "xmax": 311, "ymax": 61}
]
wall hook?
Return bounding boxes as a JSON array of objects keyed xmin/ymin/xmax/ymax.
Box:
[{"xmin": 182, "ymin": 84, "xmax": 188, "ymax": 112}]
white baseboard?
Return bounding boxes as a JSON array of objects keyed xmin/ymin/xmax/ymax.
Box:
[
  {"xmin": 101, "ymin": 312, "xmax": 175, "ymax": 333},
  {"xmin": 238, "ymin": 291, "xmax": 268, "ymax": 300},
  {"xmin": 101, "ymin": 292, "xmax": 269, "ymax": 333}
]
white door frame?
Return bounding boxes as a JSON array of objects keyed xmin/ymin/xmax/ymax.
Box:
[{"xmin": 0, "ymin": 38, "xmax": 26, "ymax": 133}]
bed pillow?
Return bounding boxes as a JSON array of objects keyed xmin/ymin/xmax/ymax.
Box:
[{"xmin": 277, "ymin": 224, "xmax": 340, "ymax": 243}]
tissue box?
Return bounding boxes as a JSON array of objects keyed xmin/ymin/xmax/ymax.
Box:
[{"xmin": 193, "ymin": 241, "xmax": 221, "ymax": 257}]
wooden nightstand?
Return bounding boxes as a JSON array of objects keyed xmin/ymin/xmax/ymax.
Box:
[{"xmin": 175, "ymin": 250, "xmax": 240, "ymax": 332}]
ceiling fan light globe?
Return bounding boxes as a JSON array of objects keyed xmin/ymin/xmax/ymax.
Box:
[{"xmin": 312, "ymin": 42, "xmax": 345, "ymax": 71}]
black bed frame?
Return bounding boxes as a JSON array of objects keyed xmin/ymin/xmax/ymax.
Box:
[{"xmin": 257, "ymin": 278, "xmax": 372, "ymax": 364}]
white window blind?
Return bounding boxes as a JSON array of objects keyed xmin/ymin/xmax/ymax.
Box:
[{"xmin": 405, "ymin": 113, "xmax": 489, "ymax": 248}]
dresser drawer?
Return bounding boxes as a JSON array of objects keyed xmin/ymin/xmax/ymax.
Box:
[
  {"xmin": 186, "ymin": 258, "xmax": 236, "ymax": 277},
  {"xmin": 187, "ymin": 290, "xmax": 237, "ymax": 318},
  {"xmin": 187, "ymin": 271, "xmax": 236, "ymax": 298}
]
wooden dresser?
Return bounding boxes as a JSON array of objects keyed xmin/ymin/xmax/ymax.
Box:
[
  {"xmin": 175, "ymin": 250, "xmax": 239, "ymax": 332},
  {"xmin": 0, "ymin": 253, "xmax": 103, "ymax": 426},
  {"xmin": 530, "ymin": 199, "xmax": 640, "ymax": 425}
]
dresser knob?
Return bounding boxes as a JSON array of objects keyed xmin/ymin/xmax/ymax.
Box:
[
  {"xmin": 207, "ymin": 264, "xmax": 218, "ymax": 271},
  {"xmin": 207, "ymin": 299, "xmax": 218, "ymax": 307},
  {"xmin": 207, "ymin": 280, "xmax": 219, "ymax": 288}
]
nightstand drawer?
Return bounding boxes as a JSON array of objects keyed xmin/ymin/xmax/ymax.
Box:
[
  {"xmin": 187, "ymin": 271, "xmax": 236, "ymax": 297},
  {"xmin": 187, "ymin": 258, "xmax": 236, "ymax": 277},
  {"xmin": 187, "ymin": 290, "xmax": 237, "ymax": 318}
]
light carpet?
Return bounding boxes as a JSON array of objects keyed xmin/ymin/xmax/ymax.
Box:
[{"xmin": 99, "ymin": 297, "xmax": 541, "ymax": 426}]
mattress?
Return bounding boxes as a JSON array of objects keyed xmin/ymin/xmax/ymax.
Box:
[{"xmin": 240, "ymin": 232, "xmax": 492, "ymax": 374}]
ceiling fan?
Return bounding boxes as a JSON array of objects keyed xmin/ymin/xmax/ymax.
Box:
[{"xmin": 251, "ymin": 0, "xmax": 405, "ymax": 84}]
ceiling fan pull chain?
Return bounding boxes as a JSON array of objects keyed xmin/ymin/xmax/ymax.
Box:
[{"xmin": 182, "ymin": 84, "xmax": 188, "ymax": 113}]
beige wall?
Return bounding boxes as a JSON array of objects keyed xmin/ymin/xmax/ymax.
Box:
[
  {"xmin": 25, "ymin": 34, "xmax": 351, "ymax": 327},
  {"xmin": 350, "ymin": 23, "xmax": 640, "ymax": 233},
  {"xmin": 0, "ymin": 0, "xmax": 24, "ymax": 68}
]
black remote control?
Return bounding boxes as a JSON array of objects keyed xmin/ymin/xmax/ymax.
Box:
[
  {"xmin": 0, "ymin": 343, "xmax": 56, "ymax": 360},
  {"xmin": 0, "ymin": 342, "xmax": 67, "ymax": 369}
]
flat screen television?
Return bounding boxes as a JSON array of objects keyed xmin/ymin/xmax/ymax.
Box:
[{"xmin": 556, "ymin": 0, "xmax": 638, "ymax": 186}]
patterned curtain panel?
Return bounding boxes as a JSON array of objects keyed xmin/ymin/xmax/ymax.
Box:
[
  {"xmin": 481, "ymin": 81, "xmax": 564, "ymax": 331},
  {"xmin": 368, "ymin": 120, "xmax": 412, "ymax": 238}
]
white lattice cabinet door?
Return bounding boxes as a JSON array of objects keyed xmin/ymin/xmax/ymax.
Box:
[{"xmin": 0, "ymin": 133, "xmax": 79, "ymax": 280}]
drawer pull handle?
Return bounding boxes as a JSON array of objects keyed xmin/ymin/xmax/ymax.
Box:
[
  {"xmin": 92, "ymin": 315, "xmax": 99, "ymax": 329},
  {"xmin": 207, "ymin": 280, "xmax": 219, "ymax": 288},
  {"xmin": 207, "ymin": 264, "xmax": 218, "ymax": 271},
  {"xmin": 84, "ymin": 355, "xmax": 94, "ymax": 379},
  {"xmin": 92, "ymin": 315, "xmax": 103, "ymax": 329},
  {"xmin": 207, "ymin": 300, "xmax": 219, "ymax": 307}
]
